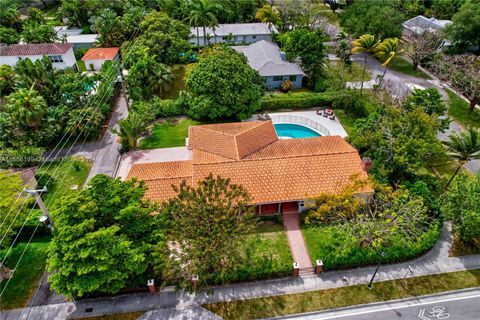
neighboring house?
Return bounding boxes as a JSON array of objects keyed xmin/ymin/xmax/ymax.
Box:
[
  {"xmin": 189, "ymin": 23, "xmax": 277, "ymax": 47},
  {"xmin": 234, "ymin": 40, "xmax": 305, "ymax": 89},
  {"xmin": 81, "ymin": 47, "xmax": 119, "ymax": 71},
  {"xmin": 54, "ymin": 26, "xmax": 99, "ymax": 50},
  {"xmin": 402, "ymin": 15, "xmax": 452, "ymax": 48},
  {"xmin": 127, "ymin": 121, "xmax": 371, "ymax": 215},
  {"xmin": 0, "ymin": 43, "xmax": 76, "ymax": 70}
]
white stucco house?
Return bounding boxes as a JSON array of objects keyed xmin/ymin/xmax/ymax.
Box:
[
  {"xmin": 81, "ymin": 47, "xmax": 119, "ymax": 71},
  {"xmin": 190, "ymin": 23, "xmax": 277, "ymax": 47},
  {"xmin": 0, "ymin": 43, "xmax": 77, "ymax": 70},
  {"xmin": 234, "ymin": 40, "xmax": 305, "ymax": 90}
]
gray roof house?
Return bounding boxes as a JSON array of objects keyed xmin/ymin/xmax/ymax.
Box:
[
  {"xmin": 402, "ymin": 15, "xmax": 452, "ymax": 49},
  {"xmin": 234, "ymin": 40, "xmax": 305, "ymax": 90},
  {"xmin": 190, "ymin": 23, "xmax": 278, "ymax": 47}
]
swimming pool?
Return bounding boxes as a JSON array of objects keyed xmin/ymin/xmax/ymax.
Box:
[{"xmin": 274, "ymin": 123, "xmax": 321, "ymax": 139}]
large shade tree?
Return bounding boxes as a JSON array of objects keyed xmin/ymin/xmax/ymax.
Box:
[
  {"xmin": 403, "ymin": 31, "xmax": 443, "ymax": 71},
  {"xmin": 163, "ymin": 174, "xmax": 256, "ymax": 290},
  {"xmin": 48, "ymin": 175, "xmax": 167, "ymax": 298},
  {"xmin": 340, "ymin": 1, "xmax": 404, "ymax": 39},
  {"xmin": 445, "ymin": 0, "xmax": 480, "ymax": 51},
  {"xmin": 186, "ymin": 46, "xmax": 263, "ymax": 120}
]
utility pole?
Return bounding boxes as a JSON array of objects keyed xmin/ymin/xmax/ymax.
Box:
[{"xmin": 24, "ymin": 187, "xmax": 54, "ymax": 231}]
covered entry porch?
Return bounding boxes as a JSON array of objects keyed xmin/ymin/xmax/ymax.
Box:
[{"xmin": 255, "ymin": 201, "xmax": 304, "ymax": 215}]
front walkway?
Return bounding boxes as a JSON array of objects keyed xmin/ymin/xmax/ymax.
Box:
[{"xmin": 282, "ymin": 212, "xmax": 313, "ymax": 272}]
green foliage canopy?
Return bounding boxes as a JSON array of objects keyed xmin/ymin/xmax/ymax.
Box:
[
  {"xmin": 48, "ymin": 175, "xmax": 167, "ymax": 298},
  {"xmin": 186, "ymin": 46, "xmax": 263, "ymax": 120}
]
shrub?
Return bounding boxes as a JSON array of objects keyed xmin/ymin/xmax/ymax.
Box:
[
  {"xmin": 303, "ymin": 222, "xmax": 440, "ymax": 270},
  {"xmin": 280, "ymin": 79, "xmax": 293, "ymax": 92},
  {"xmin": 35, "ymin": 172, "xmax": 55, "ymax": 190},
  {"xmin": 332, "ymin": 89, "xmax": 369, "ymax": 117},
  {"xmin": 260, "ymin": 92, "xmax": 334, "ymax": 111},
  {"xmin": 74, "ymin": 48, "xmax": 88, "ymax": 60},
  {"xmin": 0, "ymin": 147, "xmax": 45, "ymax": 169}
]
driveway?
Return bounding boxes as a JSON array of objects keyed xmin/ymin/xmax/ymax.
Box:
[
  {"xmin": 84, "ymin": 93, "xmax": 128, "ymax": 184},
  {"xmin": 116, "ymin": 147, "xmax": 191, "ymax": 180}
]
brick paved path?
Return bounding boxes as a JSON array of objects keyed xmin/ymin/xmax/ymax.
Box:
[{"xmin": 282, "ymin": 212, "xmax": 313, "ymax": 271}]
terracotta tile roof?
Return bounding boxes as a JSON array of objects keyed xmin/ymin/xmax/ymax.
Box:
[
  {"xmin": 188, "ymin": 121, "xmax": 278, "ymax": 160},
  {"xmin": 127, "ymin": 161, "xmax": 192, "ymax": 181},
  {"xmin": 127, "ymin": 161, "xmax": 192, "ymax": 202},
  {"xmin": 127, "ymin": 121, "xmax": 371, "ymax": 204},
  {"xmin": 0, "ymin": 43, "xmax": 73, "ymax": 56},
  {"xmin": 81, "ymin": 47, "xmax": 119, "ymax": 60}
]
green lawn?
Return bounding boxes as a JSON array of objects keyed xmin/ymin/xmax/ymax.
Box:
[
  {"xmin": 161, "ymin": 64, "xmax": 188, "ymax": 99},
  {"xmin": 204, "ymin": 269, "xmax": 480, "ymax": 319},
  {"xmin": 0, "ymin": 236, "xmax": 51, "ymax": 310},
  {"xmin": 77, "ymin": 60, "xmax": 87, "ymax": 72},
  {"xmin": 387, "ymin": 56, "xmax": 431, "ymax": 79},
  {"xmin": 139, "ymin": 118, "xmax": 201, "ymax": 149},
  {"xmin": 35, "ymin": 157, "xmax": 91, "ymax": 210},
  {"xmin": 248, "ymin": 222, "xmax": 292, "ymax": 269},
  {"xmin": 334, "ymin": 109, "xmax": 357, "ymax": 135},
  {"xmin": 329, "ymin": 61, "xmax": 372, "ymax": 82},
  {"xmin": 446, "ymin": 88, "xmax": 480, "ymax": 129}
]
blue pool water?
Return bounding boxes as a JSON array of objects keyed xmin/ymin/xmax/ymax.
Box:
[{"xmin": 274, "ymin": 123, "xmax": 321, "ymax": 139}]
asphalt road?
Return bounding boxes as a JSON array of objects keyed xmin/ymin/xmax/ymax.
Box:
[{"xmin": 272, "ymin": 289, "xmax": 480, "ymax": 320}]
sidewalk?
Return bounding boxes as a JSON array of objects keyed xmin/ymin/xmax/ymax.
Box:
[{"xmin": 4, "ymin": 223, "xmax": 479, "ymax": 320}]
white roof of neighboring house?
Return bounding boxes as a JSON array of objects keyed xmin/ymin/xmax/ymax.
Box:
[
  {"xmin": 233, "ymin": 40, "xmax": 305, "ymax": 77},
  {"xmin": 64, "ymin": 34, "xmax": 99, "ymax": 44},
  {"xmin": 402, "ymin": 15, "xmax": 452, "ymax": 35},
  {"xmin": 190, "ymin": 23, "xmax": 277, "ymax": 37},
  {"xmin": 54, "ymin": 26, "xmax": 83, "ymax": 37}
]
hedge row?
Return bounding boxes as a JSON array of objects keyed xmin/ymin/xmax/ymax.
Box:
[{"xmin": 260, "ymin": 92, "xmax": 334, "ymax": 111}]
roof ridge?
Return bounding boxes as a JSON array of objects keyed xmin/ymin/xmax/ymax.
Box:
[{"xmin": 192, "ymin": 149, "xmax": 359, "ymax": 165}]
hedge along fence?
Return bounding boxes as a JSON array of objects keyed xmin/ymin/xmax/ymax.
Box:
[{"xmin": 260, "ymin": 92, "xmax": 334, "ymax": 111}]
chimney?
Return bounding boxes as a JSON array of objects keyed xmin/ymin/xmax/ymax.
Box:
[{"xmin": 361, "ymin": 157, "xmax": 372, "ymax": 172}]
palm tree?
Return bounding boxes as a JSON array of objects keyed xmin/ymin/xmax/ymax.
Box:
[
  {"xmin": 188, "ymin": 0, "xmax": 220, "ymax": 47},
  {"xmin": 255, "ymin": 4, "xmax": 280, "ymax": 31},
  {"xmin": 155, "ymin": 64, "xmax": 174, "ymax": 97},
  {"xmin": 351, "ymin": 34, "xmax": 380, "ymax": 93},
  {"xmin": 373, "ymin": 37, "xmax": 404, "ymax": 89},
  {"xmin": 116, "ymin": 112, "xmax": 147, "ymax": 151},
  {"xmin": 5, "ymin": 84, "xmax": 46, "ymax": 128},
  {"xmin": 443, "ymin": 127, "xmax": 480, "ymax": 189}
]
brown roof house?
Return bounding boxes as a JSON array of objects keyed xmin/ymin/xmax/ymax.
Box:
[{"xmin": 127, "ymin": 121, "xmax": 372, "ymax": 215}]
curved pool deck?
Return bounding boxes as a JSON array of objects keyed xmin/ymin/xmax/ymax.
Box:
[{"xmin": 248, "ymin": 111, "xmax": 348, "ymax": 138}]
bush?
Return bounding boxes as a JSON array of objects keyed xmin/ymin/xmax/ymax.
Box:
[
  {"xmin": 74, "ymin": 48, "xmax": 88, "ymax": 60},
  {"xmin": 35, "ymin": 172, "xmax": 55, "ymax": 190},
  {"xmin": 332, "ymin": 89, "xmax": 369, "ymax": 117},
  {"xmin": 260, "ymin": 92, "xmax": 334, "ymax": 111},
  {"xmin": 303, "ymin": 222, "xmax": 440, "ymax": 270},
  {"xmin": 0, "ymin": 147, "xmax": 45, "ymax": 169}
]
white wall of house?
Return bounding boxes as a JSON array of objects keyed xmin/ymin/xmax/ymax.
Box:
[
  {"xmin": 264, "ymin": 74, "xmax": 303, "ymax": 90},
  {"xmin": 189, "ymin": 33, "xmax": 272, "ymax": 46},
  {"xmin": 0, "ymin": 47, "xmax": 77, "ymax": 70},
  {"xmin": 83, "ymin": 54, "xmax": 119, "ymax": 71}
]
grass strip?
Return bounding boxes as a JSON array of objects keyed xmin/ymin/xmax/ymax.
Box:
[
  {"xmin": 388, "ymin": 57, "xmax": 431, "ymax": 79},
  {"xmin": 446, "ymin": 88, "xmax": 480, "ymax": 129},
  {"xmin": 203, "ymin": 269, "xmax": 480, "ymax": 319},
  {"xmin": 74, "ymin": 312, "xmax": 144, "ymax": 320}
]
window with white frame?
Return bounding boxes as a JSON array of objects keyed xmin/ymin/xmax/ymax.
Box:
[{"xmin": 48, "ymin": 55, "xmax": 64, "ymax": 63}]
